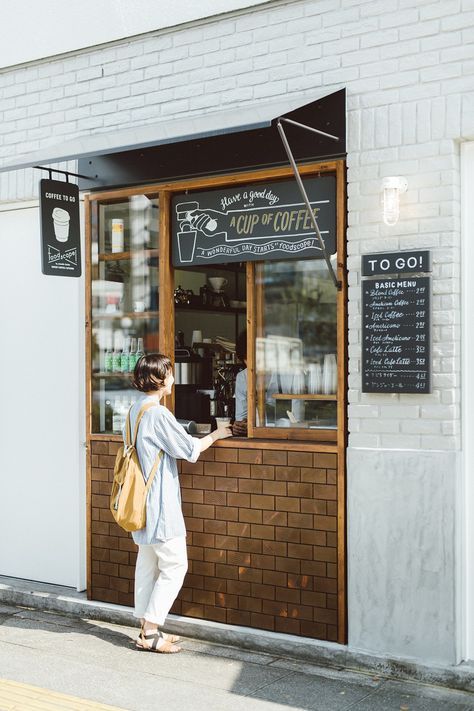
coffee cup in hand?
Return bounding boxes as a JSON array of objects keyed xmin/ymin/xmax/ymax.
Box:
[
  {"xmin": 213, "ymin": 424, "xmax": 232, "ymax": 440},
  {"xmin": 215, "ymin": 417, "xmax": 231, "ymax": 427}
]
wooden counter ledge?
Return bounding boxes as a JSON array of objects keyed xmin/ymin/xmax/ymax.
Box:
[{"xmin": 88, "ymin": 433, "xmax": 338, "ymax": 453}]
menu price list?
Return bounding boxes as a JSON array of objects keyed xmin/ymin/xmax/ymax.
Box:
[{"xmin": 362, "ymin": 276, "xmax": 431, "ymax": 394}]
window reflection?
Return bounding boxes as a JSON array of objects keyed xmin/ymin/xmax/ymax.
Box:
[{"xmin": 255, "ymin": 259, "xmax": 337, "ymax": 430}]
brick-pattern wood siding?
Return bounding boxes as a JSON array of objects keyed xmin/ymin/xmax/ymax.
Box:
[{"xmin": 90, "ymin": 441, "xmax": 339, "ymax": 641}]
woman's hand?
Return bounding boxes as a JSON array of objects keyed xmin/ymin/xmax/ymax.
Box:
[
  {"xmin": 197, "ymin": 424, "xmax": 232, "ymax": 454},
  {"xmin": 212, "ymin": 425, "xmax": 233, "ymax": 441}
]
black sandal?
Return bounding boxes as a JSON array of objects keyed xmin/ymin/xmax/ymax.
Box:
[
  {"xmin": 135, "ymin": 629, "xmax": 182, "ymax": 654},
  {"xmin": 138, "ymin": 620, "xmax": 180, "ymax": 644}
]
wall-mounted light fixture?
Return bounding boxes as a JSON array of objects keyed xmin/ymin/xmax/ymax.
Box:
[{"xmin": 382, "ymin": 176, "xmax": 408, "ymax": 226}]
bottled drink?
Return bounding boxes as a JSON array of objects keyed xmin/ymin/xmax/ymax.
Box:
[
  {"xmin": 104, "ymin": 347, "xmax": 113, "ymax": 373},
  {"xmin": 112, "ymin": 347, "xmax": 122, "ymax": 373},
  {"xmin": 104, "ymin": 334, "xmax": 113, "ymax": 373},
  {"xmin": 112, "ymin": 331, "xmax": 123, "ymax": 373},
  {"xmin": 135, "ymin": 337, "xmax": 145, "ymax": 363},
  {"xmin": 121, "ymin": 337, "xmax": 130, "ymax": 373},
  {"xmin": 128, "ymin": 338, "xmax": 137, "ymax": 372}
]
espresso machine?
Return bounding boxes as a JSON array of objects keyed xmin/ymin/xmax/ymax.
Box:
[{"xmin": 174, "ymin": 347, "xmax": 213, "ymax": 423}]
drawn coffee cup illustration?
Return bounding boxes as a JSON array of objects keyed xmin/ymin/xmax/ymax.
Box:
[
  {"xmin": 176, "ymin": 201, "xmax": 222, "ymax": 263},
  {"xmin": 175, "ymin": 202, "xmax": 197, "ymax": 263},
  {"xmin": 176, "ymin": 226, "xmax": 196, "ymax": 263},
  {"xmin": 52, "ymin": 207, "xmax": 71, "ymax": 243}
]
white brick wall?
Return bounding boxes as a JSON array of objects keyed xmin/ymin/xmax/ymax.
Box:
[{"xmin": 1, "ymin": 0, "xmax": 473, "ymax": 450}]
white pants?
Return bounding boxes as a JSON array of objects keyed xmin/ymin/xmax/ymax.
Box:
[{"xmin": 134, "ymin": 536, "xmax": 188, "ymax": 626}]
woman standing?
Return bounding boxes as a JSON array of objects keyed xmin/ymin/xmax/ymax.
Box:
[{"xmin": 127, "ymin": 353, "xmax": 232, "ymax": 653}]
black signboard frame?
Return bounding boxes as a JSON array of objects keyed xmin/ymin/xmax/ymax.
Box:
[
  {"xmin": 40, "ymin": 179, "xmax": 81, "ymax": 277},
  {"xmin": 362, "ymin": 276, "xmax": 431, "ymax": 394},
  {"xmin": 171, "ymin": 176, "xmax": 336, "ymax": 267}
]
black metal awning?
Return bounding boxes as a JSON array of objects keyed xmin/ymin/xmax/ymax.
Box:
[{"xmin": 76, "ymin": 88, "xmax": 345, "ymax": 191}]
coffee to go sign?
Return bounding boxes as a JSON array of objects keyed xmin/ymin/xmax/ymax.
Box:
[
  {"xmin": 171, "ymin": 176, "xmax": 336, "ymax": 266},
  {"xmin": 39, "ymin": 179, "xmax": 81, "ymax": 277}
]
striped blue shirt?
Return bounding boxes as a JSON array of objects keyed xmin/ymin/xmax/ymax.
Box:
[{"xmin": 123, "ymin": 394, "xmax": 200, "ymax": 544}]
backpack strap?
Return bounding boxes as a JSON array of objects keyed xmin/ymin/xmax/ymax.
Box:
[
  {"xmin": 126, "ymin": 400, "xmax": 163, "ymax": 489},
  {"xmin": 125, "ymin": 401, "xmax": 158, "ymax": 448},
  {"xmin": 144, "ymin": 450, "xmax": 163, "ymax": 494}
]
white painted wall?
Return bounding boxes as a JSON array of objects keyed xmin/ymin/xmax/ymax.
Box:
[
  {"xmin": 0, "ymin": 0, "xmax": 271, "ymax": 68},
  {"xmin": 0, "ymin": 203, "xmax": 86, "ymax": 589},
  {"xmin": 348, "ymin": 448, "xmax": 461, "ymax": 665},
  {"xmin": 461, "ymin": 141, "xmax": 474, "ymax": 661}
]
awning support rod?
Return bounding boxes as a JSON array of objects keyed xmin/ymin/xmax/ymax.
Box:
[
  {"xmin": 279, "ymin": 117, "xmax": 340, "ymax": 142},
  {"xmin": 34, "ymin": 165, "xmax": 95, "ymax": 181},
  {"xmin": 276, "ymin": 118, "xmax": 341, "ymax": 290}
]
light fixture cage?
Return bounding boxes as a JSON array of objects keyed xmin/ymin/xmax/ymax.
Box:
[{"xmin": 382, "ymin": 176, "xmax": 408, "ymax": 226}]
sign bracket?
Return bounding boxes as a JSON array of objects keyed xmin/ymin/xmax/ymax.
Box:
[
  {"xmin": 34, "ymin": 165, "xmax": 95, "ymax": 181},
  {"xmin": 276, "ymin": 118, "xmax": 341, "ymax": 290}
]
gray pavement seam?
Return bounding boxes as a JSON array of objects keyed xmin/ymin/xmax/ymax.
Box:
[
  {"xmin": 340, "ymin": 681, "xmax": 388, "ymax": 711},
  {"xmin": 243, "ymin": 670, "xmax": 302, "ymax": 698},
  {"xmin": 180, "ymin": 639, "xmax": 280, "ymax": 666},
  {"xmin": 0, "ymin": 640, "xmax": 39, "ymax": 652}
]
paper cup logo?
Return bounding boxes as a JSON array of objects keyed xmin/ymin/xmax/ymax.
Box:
[
  {"xmin": 52, "ymin": 207, "xmax": 71, "ymax": 243},
  {"xmin": 176, "ymin": 201, "xmax": 219, "ymax": 263}
]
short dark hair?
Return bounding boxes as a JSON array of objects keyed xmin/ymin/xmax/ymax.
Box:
[{"xmin": 131, "ymin": 353, "xmax": 172, "ymax": 392}]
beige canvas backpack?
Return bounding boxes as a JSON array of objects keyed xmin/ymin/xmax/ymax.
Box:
[{"xmin": 110, "ymin": 401, "xmax": 163, "ymax": 532}]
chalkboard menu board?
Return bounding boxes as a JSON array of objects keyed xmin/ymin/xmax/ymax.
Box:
[
  {"xmin": 171, "ymin": 176, "xmax": 336, "ymax": 266},
  {"xmin": 362, "ymin": 277, "xmax": 431, "ymax": 393}
]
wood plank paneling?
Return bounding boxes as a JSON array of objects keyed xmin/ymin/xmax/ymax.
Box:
[{"xmin": 90, "ymin": 441, "xmax": 339, "ymax": 641}]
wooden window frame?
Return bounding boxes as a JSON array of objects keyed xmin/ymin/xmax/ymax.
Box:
[{"xmin": 85, "ymin": 159, "xmax": 346, "ymax": 446}]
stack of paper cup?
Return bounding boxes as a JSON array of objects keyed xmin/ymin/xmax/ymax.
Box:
[{"xmin": 52, "ymin": 207, "xmax": 70, "ymax": 242}]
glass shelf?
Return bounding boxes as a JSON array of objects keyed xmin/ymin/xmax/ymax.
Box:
[
  {"xmin": 93, "ymin": 372, "xmax": 133, "ymax": 378},
  {"xmin": 175, "ymin": 305, "xmax": 245, "ymax": 314},
  {"xmin": 92, "ymin": 311, "xmax": 159, "ymax": 321},
  {"xmin": 98, "ymin": 249, "xmax": 159, "ymax": 262},
  {"xmin": 272, "ymin": 393, "xmax": 337, "ymax": 400}
]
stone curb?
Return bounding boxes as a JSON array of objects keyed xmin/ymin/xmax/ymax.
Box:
[{"xmin": 1, "ymin": 579, "xmax": 473, "ymax": 694}]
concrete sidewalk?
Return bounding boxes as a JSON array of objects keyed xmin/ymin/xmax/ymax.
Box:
[
  {"xmin": 0, "ymin": 601, "xmax": 473, "ymax": 711},
  {"xmin": 1, "ymin": 575, "xmax": 474, "ymax": 696}
]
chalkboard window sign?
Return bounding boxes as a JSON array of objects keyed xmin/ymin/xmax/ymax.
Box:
[
  {"xmin": 171, "ymin": 176, "xmax": 336, "ymax": 266},
  {"xmin": 362, "ymin": 276, "xmax": 431, "ymax": 394}
]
